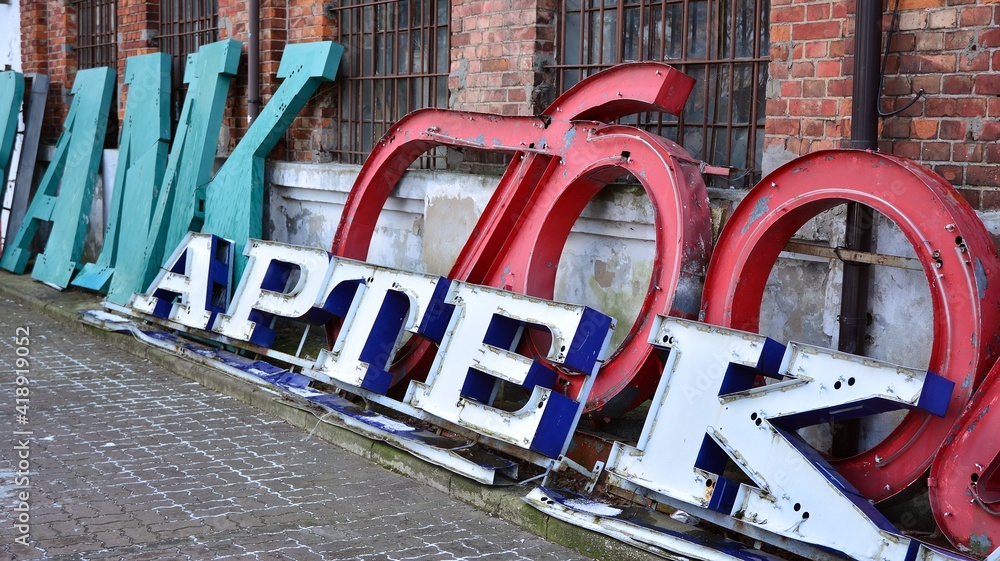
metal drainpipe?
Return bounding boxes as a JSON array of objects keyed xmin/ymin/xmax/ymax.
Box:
[
  {"xmin": 833, "ymin": 0, "xmax": 882, "ymax": 457},
  {"xmin": 248, "ymin": 0, "xmax": 261, "ymax": 124}
]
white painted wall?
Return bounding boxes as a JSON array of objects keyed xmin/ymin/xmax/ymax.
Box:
[{"xmin": 0, "ymin": 1, "xmax": 20, "ymax": 71}]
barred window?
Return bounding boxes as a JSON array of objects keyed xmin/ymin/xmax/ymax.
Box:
[
  {"xmin": 330, "ymin": 0, "xmax": 451, "ymax": 168},
  {"xmin": 75, "ymin": 0, "xmax": 118, "ymax": 145},
  {"xmin": 75, "ymin": 0, "xmax": 117, "ymax": 71},
  {"xmin": 555, "ymin": 0, "xmax": 770, "ymax": 188},
  {"xmin": 159, "ymin": 0, "xmax": 218, "ymax": 122}
]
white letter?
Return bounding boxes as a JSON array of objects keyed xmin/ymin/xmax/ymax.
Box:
[
  {"xmin": 212, "ymin": 240, "xmax": 331, "ymax": 346},
  {"xmin": 606, "ymin": 316, "xmax": 955, "ymax": 561},
  {"xmin": 131, "ymin": 233, "xmax": 232, "ymax": 330},
  {"xmin": 405, "ymin": 281, "xmax": 614, "ymax": 458},
  {"xmin": 305, "ymin": 258, "xmax": 449, "ymax": 395}
]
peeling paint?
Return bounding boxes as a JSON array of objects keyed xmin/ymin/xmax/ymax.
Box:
[
  {"xmin": 975, "ymin": 258, "xmax": 987, "ymax": 300},
  {"xmin": 741, "ymin": 196, "xmax": 772, "ymax": 235}
]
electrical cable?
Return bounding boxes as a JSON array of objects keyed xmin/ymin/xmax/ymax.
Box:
[{"xmin": 878, "ymin": 0, "xmax": 925, "ymax": 117}]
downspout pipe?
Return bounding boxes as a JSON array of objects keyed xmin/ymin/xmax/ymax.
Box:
[
  {"xmin": 833, "ymin": 0, "xmax": 881, "ymax": 457},
  {"xmin": 248, "ymin": 0, "xmax": 261, "ymax": 124}
]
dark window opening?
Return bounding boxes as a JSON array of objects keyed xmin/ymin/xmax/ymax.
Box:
[
  {"xmin": 74, "ymin": 0, "xmax": 119, "ymax": 147},
  {"xmin": 555, "ymin": 0, "xmax": 770, "ymax": 189},
  {"xmin": 330, "ymin": 0, "xmax": 451, "ymax": 169},
  {"xmin": 159, "ymin": 0, "xmax": 219, "ymax": 127}
]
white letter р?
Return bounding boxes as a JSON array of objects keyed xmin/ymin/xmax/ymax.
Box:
[{"xmin": 212, "ymin": 239, "xmax": 331, "ymax": 347}]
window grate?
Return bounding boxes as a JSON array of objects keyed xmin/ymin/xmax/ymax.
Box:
[
  {"xmin": 74, "ymin": 0, "xmax": 118, "ymax": 145},
  {"xmin": 75, "ymin": 0, "xmax": 117, "ymax": 70},
  {"xmin": 555, "ymin": 0, "xmax": 770, "ymax": 189},
  {"xmin": 330, "ymin": 0, "xmax": 451, "ymax": 169},
  {"xmin": 159, "ymin": 0, "xmax": 218, "ymax": 123}
]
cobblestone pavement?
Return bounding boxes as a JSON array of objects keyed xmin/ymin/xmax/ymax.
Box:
[{"xmin": 0, "ymin": 297, "xmax": 592, "ymax": 560}]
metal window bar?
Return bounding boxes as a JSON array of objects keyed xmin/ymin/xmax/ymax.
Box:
[
  {"xmin": 75, "ymin": 0, "xmax": 117, "ymax": 70},
  {"xmin": 330, "ymin": 0, "xmax": 451, "ymax": 169},
  {"xmin": 74, "ymin": 0, "xmax": 119, "ymax": 146},
  {"xmin": 554, "ymin": 0, "xmax": 770, "ymax": 189},
  {"xmin": 159, "ymin": 0, "xmax": 219, "ymax": 123}
]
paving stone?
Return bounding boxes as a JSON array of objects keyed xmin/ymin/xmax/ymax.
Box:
[{"xmin": 0, "ymin": 297, "xmax": 593, "ymax": 560}]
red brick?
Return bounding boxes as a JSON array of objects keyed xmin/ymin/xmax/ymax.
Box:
[
  {"xmin": 940, "ymin": 119, "xmax": 969, "ymax": 140},
  {"xmin": 792, "ymin": 21, "xmax": 843, "ymax": 41},
  {"xmin": 953, "ymin": 143, "xmax": 984, "ymax": 163},
  {"xmin": 956, "ymin": 185, "xmax": 980, "ymax": 204},
  {"xmin": 780, "ymin": 81, "xmax": 802, "ymax": 97},
  {"xmin": 942, "ymin": 75, "xmax": 973, "ymax": 95},
  {"xmin": 882, "ymin": 119, "xmax": 911, "ymax": 139},
  {"xmin": 789, "ymin": 99, "xmax": 838, "ymax": 117},
  {"xmin": 922, "ymin": 142, "xmax": 952, "ymax": 161},
  {"xmin": 803, "ymin": 119, "xmax": 825, "ymax": 137},
  {"xmin": 772, "ymin": 5, "xmax": 806, "ymax": 22},
  {"xmin": 968, "ymin": 165, "xmax": 1000, "ymax": 187},
  {"xmin": 974, "ymin": 74, "xmax": 1000, "ymax": 95},
  {"xmin": 892, "ymin": 140, "xmax": 921, "ymax": 159},
  {"xmin": 986, "ymin": 144, "xmax": 1000, "ymax": 164},
  {"xmin": 912, "ymin": 119, "xmax": 939, "ymax": 139},
  {"xmin": 766, "ymin": 118, "xmax": 801, "ymax": 136},
  {"xmin": 960, "ymin": 6, "xmax": 993, "ymax": 26},
  {"xmin": 919, "ymin": 54, "xmax": 958, "ymax": 73},
  {"xmin": 827, "ymin": 78, "xmax": 851, "ymax": 96},
  {"xmin": 959, "ymin": 52, "xmax": 991, "ymax": 72},
  {"xmin": 791, "ymin": 61, "xmax": 816, "ymax": 77},
  {"xmin": 956, "ymin": 97, "xmax": 988, "ymax": 117},
  {"xmin": 976, "ymin": 120, "xmax": 1000, "ymax": 142},
  {"xmin": 804, "ymin": 41, "xmax": 828, "ymax": 58},
  {"xmin": 802, "ymin": 79, "xmax": 826, "ymax": 97},
  {"xmin": 816, "ymin": 60, "xmax": 842, "ymax": 77},
  {"xmin": 925, "ymin": 97, "xmax": 958, "ymax": 117},
  {"xmin": 806, "ymin": 3, "xmax": 831, "ymax": 20}
]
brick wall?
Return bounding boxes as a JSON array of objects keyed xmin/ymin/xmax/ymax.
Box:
[
  {"xmin": 280, "ymin": 0, "xmax": 335, "ymax": 162},
  {"xmin": 218, "ymin": 0, "xmax": 289, "ymax": 157},
  {"xmin": 765, "ymin": 0, "xmax": 1000, "ymax": 204},
  {"xmin": 117, "ymin": 0, "xmax": 160, "ymax": 123},
  {"xmin": 449, "ymin": 0, "xmax": 556, "ymax": 115},
  {"xmin": 19, "ymin": 0, "xmax": 998, "ymax": 188},
  {"xmin": 20, "ymin": 0, "xmax": 77, "ymax": 140}
]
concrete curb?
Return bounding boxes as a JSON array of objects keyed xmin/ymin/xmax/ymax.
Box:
[{"xmin": 0, "ymin": 271, "xmax": 659, "ymax": 561}]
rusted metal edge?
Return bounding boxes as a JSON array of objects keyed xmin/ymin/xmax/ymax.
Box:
[
  {"xmin": 783, "ymin": 240, "xmax": 922, "ymax": 271},
  {"xmin": 523, "ymin": 487, "xmax": 786, "ymax": 561},
  {"xmin": 603, "ymin": 474, "xmax": 851, "ymax": 561}
]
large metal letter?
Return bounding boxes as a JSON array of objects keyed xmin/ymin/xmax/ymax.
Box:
[
  {"xmin": 0, "ymin": 71, "xmax": 24, "ymax": 178},
  {"xmin": 108, "ymin": 40, "xmax": 240, "ymax": 306},
  {"xmin": 72, "ymin": 53, "xmax": 171, "ymax": 294},
  {"xmin": 406, "ymin": 282, "xmax": 614, "ymax": 458},
  {"xmin": 3, "ymin": 74, "xmax": 49, "ymax": 248},
  {"xmin": 132, "ymin": 233, "xmax": 233, "ymax": 330},
  {"xmin": 212, "ymin": 240, "xmax": 331, "ymax": 347},
  {"xmin": 0, "ymin": 67, "xmax": 115, "ymax": 288},
  {"xmin": 606, "ymin": 316, "xmax": 956, "ymax": 561},
  {"xmin": 305, "ymin": 259, "xmax": 450, "ymax": 394},
  {"xmin": 700, "ymin": 149, "xmax": 1000, "ymax": 502},
  {"xmin": 202, "ymin": 41, "xmax": 343, "ymax": 281}
]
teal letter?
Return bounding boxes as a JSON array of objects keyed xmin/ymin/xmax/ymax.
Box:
[
  {"xmin": 0, "ymin": 71, "xmax": 25, "ymax": 178},
  {"xmin": 0, "ymin": 67, "xmax": 115, "ymax": 288},
  {"xmin": 202, "ymin": 41, "xmax": 343, "ymax": 280},
  {"xmin": 106, "ymin": 40, "xmax": 240, "ymax": 305},
  {"xmin": 72, "ymin": 53, "xmax": 170, "ymax": 293}
]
